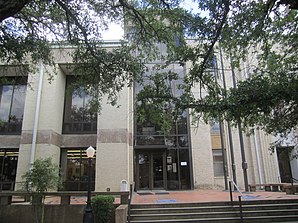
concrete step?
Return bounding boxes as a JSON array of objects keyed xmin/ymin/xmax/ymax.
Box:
[
  {"xmin": 130, "ymin": 203, "xmax": 298, "ymax": 214},
  {"xmin": 130, "ymin": 209, "xmax": 298, "ymax": 221},
  {"xmin": 129, "ymin": 199, "xmax": 298, "ymax": 223},
  {"xmin": 129, "ymin": 215, "xmax": 298, "ymax": 223},
  {"xmin": 130, "ymin": 211, "xmax": 240, "ymax": 221},
  {"xmin": 131, "ymin": 199, "xmax": 298, "ymax": 209}
]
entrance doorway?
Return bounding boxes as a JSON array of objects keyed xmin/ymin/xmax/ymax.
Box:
[{"xmin": 136, "ymin": 150, "xmax": 166, "ymax": 190}]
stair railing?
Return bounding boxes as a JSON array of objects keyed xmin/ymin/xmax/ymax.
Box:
[
  {"xmin": 238, "ymin": 196, "xmax": 244, "ymax": 223},
  {"xmin": 290, "ymin": 177, "xmax": 298, "ymax": 185},
  {"xmin": 229, "ymin": 180, "xmax": 245, "ymax": 223},
  {"xmin": 127, "ymin": 183, "xmax": 133, "ymax": 223},
  {"xmin": 229, "ymin": 180, "xmax": 243, "ymax": 205}
]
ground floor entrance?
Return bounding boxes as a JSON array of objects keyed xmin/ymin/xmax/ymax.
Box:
[
  {"xmin": 136, "ymin": 150, "xmax": 166, "ymax": 190},
  {"xmin": 135, "ymin": 148, "xmax": 192, "ymax": 191}
]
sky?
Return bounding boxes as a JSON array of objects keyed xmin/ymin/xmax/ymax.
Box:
[{"xmin": 101, "ymin": 0, "xmax": 198, "ymax": 40}]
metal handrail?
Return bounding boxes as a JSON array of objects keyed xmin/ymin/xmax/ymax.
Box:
[
  {"xmin": 229, "ymin": 180, "xmax": 243, "ymax": 205},
  {"xmin": 229, "ymin": 180, "xmax": 245, "ymax": 222},
  {"xmin": 127, "ymin": 184, "xmax": 133, "ymax": 223},
  {"xmin": 290, "ymin": 177, "xmax": 298, "ymax": 183},
  {"xmin": 289, "ymin": 177, "xmax": 298, "ymax": 190},
  {"xmin": 238, "ymin": 196, "xmax": 244, "ymax": 223}
]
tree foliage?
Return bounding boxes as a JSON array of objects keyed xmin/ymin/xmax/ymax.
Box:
[
  {"xmin": 131, "ymin": 0, "xmax": 298, "ymax": 136},
  {"xmin": 22, "ymin": 157, "xmax": 61, "ymax": 193},
  {"xmin": 22, "ymin": 157, "xmax": 61, "ymax": 223},
  {"xmin": 1, "ymin": 0, "xmax": 297, "ymax": 135}
]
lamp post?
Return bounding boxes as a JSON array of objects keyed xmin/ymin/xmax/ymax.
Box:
[{"xmin": 83, "ymin": 146, "xmax": 95, "ymax": 223}]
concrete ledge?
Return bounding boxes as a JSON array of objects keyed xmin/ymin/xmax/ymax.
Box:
[
  {"xmin": 0, "ymin": 191, "xmax": 129, "ymax": 205},
  {"xmin": 115, "ymin": 205, "xmax": 128, "ymax": 223},
  {"xmin": 248, "ymin": 183, "xmax": 289, "ymax": 192},
  {"xmin": 0, "ymin": 205, "xmax": 85, "ymax": 223}
]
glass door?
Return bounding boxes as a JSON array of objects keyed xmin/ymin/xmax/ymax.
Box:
[
  {"xmin": 136, "ymin": 150, "xmax": 166, "ymax": 190},
  {"xmin": 138, "ymin": 152, "xmax": 150, "ymax": 190},
  {"xmin": 153, "ymin": 153, "xmax": 164, "ymax": 189}
]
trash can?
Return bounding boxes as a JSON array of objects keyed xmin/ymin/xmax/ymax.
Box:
[{"xmin": 120, "ymin": 180, "xmax": 128, "ymax": 191}]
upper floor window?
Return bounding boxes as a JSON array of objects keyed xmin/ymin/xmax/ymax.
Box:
[
  {"xmin": 0, "ymin": 77, "xmax": 27, "ymax": 135},
  {"xmin": 62, "ymin": 76, "xmax": 97, "ymax": 134},
  {"xmin": 135, "ymin": 64, "xmax": 189, "ymax": 147}
]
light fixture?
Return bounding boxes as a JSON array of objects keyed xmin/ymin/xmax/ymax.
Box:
[{"xmin": 86, "ymin": 146, "xmax": 95, "ymax": 158}]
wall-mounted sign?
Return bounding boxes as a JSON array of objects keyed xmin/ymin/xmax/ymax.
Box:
[
  {"xmin": 181, "ymin": 162, "xmax": 187, "ymax": 166},
  {"xmin": 167, "ymin": 156, "xmax": 172, "ymax": 164},
  {"xmin": 172, "ymin": 163, "xmax": 177, "ymax": 173}
]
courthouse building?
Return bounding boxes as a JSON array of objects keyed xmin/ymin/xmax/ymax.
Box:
[{"xmin": 0, "ymin": 41, "xmax": 297, "ymax": 192}]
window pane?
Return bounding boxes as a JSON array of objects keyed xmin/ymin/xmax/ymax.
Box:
[
  {"xmin": 63, "ymin": 76, "xmax": 97, "ymax": 134},
  {"xmin": 0, "ymin": 85, "xmax": 13, "ymax": 121},
  {"xmin": 213, "ymin": 149, "xmax": 224, "ymax": 177},
  {"xmin": 177, "ymin": 112, "xmax": 188, "ymax": 134},
  {"xmin": 0, "ymin": 77, "xmax": 27, "ymax": 135},
  {"xmin": 210, "ymin": 122, "xmax": 220, "ymax": 134},
  {"xmin": 61, "ymin": 148, "xmax": 96, "ymax": 191},
  {"xmin": 179, "ymin": 149, "xmax": 191, "ymax": 189},
  {"xmin": 0, "ymin": 148, "xmax": 18, "ymax": 190},
  {"xmin": 214, "ymin": 162, "xmax": 224, "ymax": 177},
  {"xmin": 10, "ymin": 85, "xmax": 26, "ymax": 121}
]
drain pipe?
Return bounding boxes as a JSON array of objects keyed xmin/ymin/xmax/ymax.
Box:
[
  {"xmin": 29, "ymin": 61, "xmax": 44, "ymax": 169},
  {"xmin": 253, "ymin": 129, "xmax": 264, "ymax": 185}
]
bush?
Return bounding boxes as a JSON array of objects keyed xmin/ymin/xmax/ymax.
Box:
[
  {"xmin": 92, "ymin": 195, "xmax": 115, "ymax": 223},
  {"xmin": 22, "ymin": 157, "xmax": 61, "ymax": 223}
]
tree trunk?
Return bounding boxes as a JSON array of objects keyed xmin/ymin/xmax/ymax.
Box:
[{"xmin": 0, "ymin": 0, "xmax": 32, "ymax": 22}]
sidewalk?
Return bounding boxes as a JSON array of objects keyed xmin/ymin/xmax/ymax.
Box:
[
  {"xmin": 131, "ymin": 189, "xmax": 298, "ymax": 204},
  {"xmin": 29, "ymin": 189, "xmax": 298, "ymax": 205}
]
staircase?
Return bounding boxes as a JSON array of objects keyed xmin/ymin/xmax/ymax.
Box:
[{"xmin": 129, "ymin": 199, "xmax": 298, "ymax": 222}]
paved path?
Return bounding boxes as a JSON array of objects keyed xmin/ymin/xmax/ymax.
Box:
[
  {"xmin": 24, "ymin": 189, "xmax": 298, "ymax": 205},
  {"xmin": 131, "ymin": 189, "xmax": 298, "ymax": 204}
]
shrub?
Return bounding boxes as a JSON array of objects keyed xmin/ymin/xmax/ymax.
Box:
[
  {"xmin": 91, "ymin": 195, "xmax": 115, "ymax": 223},
  {"xmin": 22, "ymin": 157, "xmax": 61, "ymax": 223}
]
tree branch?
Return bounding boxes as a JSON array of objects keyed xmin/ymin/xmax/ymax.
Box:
[
  {"xmin": 0, "ymin": 0, "xmax": 32, "ymax": 22},
  {"xmin": 199, "ymin": 0, "xmax": 230, "ymax": 75}
]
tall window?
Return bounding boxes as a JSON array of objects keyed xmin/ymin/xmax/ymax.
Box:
[
  {"xmin": 213, "ymin": 149, "xmax": 225, "ymax": 177},
  {"xmin": 0, "ymin": 77, "xmax": 27, "ymax": 134},
  {"xmin": 135, "ymin": 63, "xmax": 188, "ymax": 146},
  {"xmin": 63, "ymin": 76, "xmax": 97, "ymax": 134},
  {"xmin": 134, "ymin": 62, "xmax": 192, "ymax": 190},
  {"xmin": 210, "ymin": 121, "xmax": 226, "ymax": 177},
  {"xmin": 60, "ymin": 148, "xmax": 96, "ymax": 191}
]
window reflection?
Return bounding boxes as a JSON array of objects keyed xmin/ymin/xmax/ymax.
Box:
[
  {"xmin": 0, "ymin": 77, "xmax": 27, "ymax": 134},
  {"xmin": 60, "ymin": 148, "xmax": 96, "ymax": 191},
  {"xmin": 63, "ymin": 76, "xmax": 97, "ymax": 134},
  {"xmin": 0, "ymin": 148, "xmax": 18, "ymax": 190}
]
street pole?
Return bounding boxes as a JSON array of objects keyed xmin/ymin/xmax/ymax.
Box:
[{"xmin": 83, "ymin": 146, "xmax": 95, "ymax": 223}]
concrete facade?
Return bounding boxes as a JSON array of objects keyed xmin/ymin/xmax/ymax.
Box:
[{"xmin": 0, "ymin": 43, "xmax": 290, "ymax": 193}]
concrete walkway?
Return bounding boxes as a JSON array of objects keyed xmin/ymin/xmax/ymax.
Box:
[
  {"xmin": 131, "ymin": 189, "xmax": 298, "ymax": 204},
  {"xmin": 30, "ymin": 189, "xmax": 298, "ymax": 205}
]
